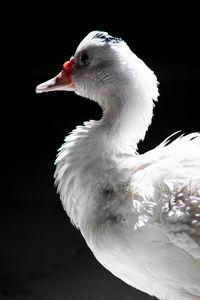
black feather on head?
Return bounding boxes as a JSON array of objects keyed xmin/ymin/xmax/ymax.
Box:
[{"xmin": 92, "ymin": 32, "xmax": 122, "ymax": 44}]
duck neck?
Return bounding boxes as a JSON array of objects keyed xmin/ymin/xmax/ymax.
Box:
[{"xmin": 99, "ymin": 90, "xmax": 154, "ymax": 153}]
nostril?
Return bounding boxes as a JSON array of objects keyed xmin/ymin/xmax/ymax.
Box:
[{"xmin": 56, "ymin": 71, "xmax": 64, "ymax": 81}]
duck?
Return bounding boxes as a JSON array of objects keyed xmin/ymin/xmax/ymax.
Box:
[{"xmin": 36, "ymin": 31, "xmax": 200, "ymax": 300}]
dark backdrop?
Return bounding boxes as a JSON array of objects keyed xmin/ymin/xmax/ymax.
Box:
[{"xmin": 1, "ymin": 4, "xmax": 199, "ymax": 300}]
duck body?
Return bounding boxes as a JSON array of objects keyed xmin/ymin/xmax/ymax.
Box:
[
  {"xmin": 55, "ymin": 121, "xmax": 200, "ymax": 300},
  {"xmin": 36, "ymin": 31, "xmax": 200, "ymax": 300}
]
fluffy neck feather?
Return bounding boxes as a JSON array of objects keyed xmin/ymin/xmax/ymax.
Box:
[{"xmin": 98, "ymin": 71, "xmax": 158, "ymax": 152}]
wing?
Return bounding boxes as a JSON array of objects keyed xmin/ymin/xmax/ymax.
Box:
[
  {"xmin": 160, "ymin": 181, "xmax": 200, "ymax": 260},
  {"xmin": 125, "ymin": 133, "xmax": 200, "ymax": 259}
]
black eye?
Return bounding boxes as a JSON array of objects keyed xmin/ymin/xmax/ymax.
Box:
[{"xmin": 80, "ymin": 52, "xmax": 89, "ymax": 65}]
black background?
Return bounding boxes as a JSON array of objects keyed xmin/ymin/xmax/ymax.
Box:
[{"xmin": 1, "ymin": 4, "xmax": 199, "ymax": 300}]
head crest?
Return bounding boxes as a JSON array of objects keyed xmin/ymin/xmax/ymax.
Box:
[{"xmin": 92, "ymin": 32, "xmax": 122, "ymax": 44}]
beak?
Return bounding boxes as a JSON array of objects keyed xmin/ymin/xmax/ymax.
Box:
[{"xmin": 36, "ymin": 58, "xmax": 75, "ymax": 94}]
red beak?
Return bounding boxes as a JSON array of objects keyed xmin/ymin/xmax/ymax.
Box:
[{"xmin": 36, "ymin": 58, "xmax": 75, "ymax": 93}]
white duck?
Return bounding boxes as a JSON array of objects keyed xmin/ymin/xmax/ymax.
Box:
[{"xmin": 36, "ymin": 31, "xmax": 200, "ymax": 300}]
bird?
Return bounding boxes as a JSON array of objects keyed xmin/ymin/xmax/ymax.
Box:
[{"xmin": 36, "ymin": 31, "xmax": 200, "ymax": 300}]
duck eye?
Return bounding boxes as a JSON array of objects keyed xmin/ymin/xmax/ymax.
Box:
[{"xmin": 80, "ymin": 52, "xmax": 89, "ymax": 65}]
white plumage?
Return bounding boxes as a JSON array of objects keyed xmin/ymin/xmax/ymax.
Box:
[{"xmin": 36, "ymin": 31, "xmax": 200, "ymax": 300}]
